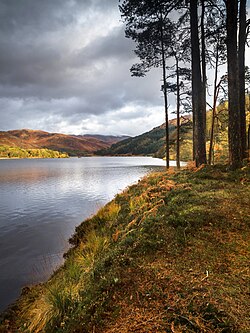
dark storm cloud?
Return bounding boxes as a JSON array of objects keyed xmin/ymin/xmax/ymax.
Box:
[
  {"xmin": 0, "ymin": 0, "xmax": 82, "ymax": 37},
  {"xmin": 0, "ymin": 0, "xmax": 115, "ymax": 33},
  {"xmin": 0, "ymin": 4, "xmax": 134, "ymax": 98},
  {"xmin": 0, "ymin": 0, "xmax": 165, "ymax": 135},
  {"xmin": 0, "ymin": 41, "xmax": 64, "ymax": 87}
]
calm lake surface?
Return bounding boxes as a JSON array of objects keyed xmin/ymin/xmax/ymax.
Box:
[{"xmin": 0, "ymin": 156, "xmax": 170, "ymax": 311}]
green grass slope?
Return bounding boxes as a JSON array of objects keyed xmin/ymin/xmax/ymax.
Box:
[{"xmin": 1, "ymin": 165, "xmax": 249, "ymax": 332}]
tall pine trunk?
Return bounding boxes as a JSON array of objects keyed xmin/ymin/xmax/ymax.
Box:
[
  {"xmin": 238, "ymin": 0, "xmax": 247, "ymax": 159},
  {"xmin": 226, "ymin": 0, "xmax": 241, "ymax": 169},
  {"xmin": 160, "ymin": 12, "xmax": 169, "ymax": 169},
  {"xmin": 175, "ymin": 55, "xmax": 180, "ymax": 169},
  {"xmin": 190, "ymin": 0, "xmax": 207, "ymax": 166},
  {"xmin": 201, "ymin": 0, "xmax": 207, "ymax": 148}
]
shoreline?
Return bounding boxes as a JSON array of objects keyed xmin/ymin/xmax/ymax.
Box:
[
  {"xmin": 0, "ymin": 157, "xmax": 68, "ymax": 160},
  {"xmin": 1, "ymin": 165, "xmax": 249, "ymax": 332},
  {"xmin": 0, "ymin": 156, "xmax": 167, "ymax": 314}
]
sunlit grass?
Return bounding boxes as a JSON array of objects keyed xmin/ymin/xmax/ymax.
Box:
[{"xmin": 76, "ymin": 230, "xmax": 110, "ymax": 272}]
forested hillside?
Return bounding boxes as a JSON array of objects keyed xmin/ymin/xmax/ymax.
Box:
[
  {"xmin": 97, "ymin": 123, "xmax": 171, "ymax": 156},
  {"xmin": 98, "ymin": 103, "xmax": 250, "ymax": 164},
  {"xmin": 97, "ymin": 116, "xmax": 193, "ymax": 160}
]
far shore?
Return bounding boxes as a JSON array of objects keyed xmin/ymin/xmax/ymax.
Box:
[{"xmin": 0, "ymin": 156, "xmax": 69, "ymax": 160}]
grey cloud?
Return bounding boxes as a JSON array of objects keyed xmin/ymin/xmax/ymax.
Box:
[
  {"xmin": 0, "ymin": 0, "xmax": 117, "ymax": 36},
  {"xmin": 0, "ymin": 6, "xmax": 134, "ymax": 99},
  {"xmin": 0, "ymin": 42, "xmax": 64, "ymax": 87},
  {"xmin": 0, "ymin": 0, "xmax": 166, "ymax": 135},
  {"xmin": 73, "ymin": 26, "xmax": 135, "ymax": 67},
  {"xmin": 0, "ymin": 0, "xmax": 90, "ymax": 34}
]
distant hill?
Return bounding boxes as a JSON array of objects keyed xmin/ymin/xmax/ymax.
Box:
[
  {"xmin": 0, "ymin": 116, "xmax": 193, "ymax": 159},
  {"xmin": 0, "ymin": 129, "xmax": 129, "ymax": 156},
  {"xmin": 97, "ymin": 115, "xmax": 193, "ymax": 160},
  {"xmin": 79, "ymin": 134, "xmax": 130, "ymax": 144}
]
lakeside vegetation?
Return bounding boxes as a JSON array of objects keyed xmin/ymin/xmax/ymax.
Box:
[
  {"xmin": 0, "ymin": 146, "xmax": 69, "ymax": 159},
  {"xmin": 1, "ymin": 165, "xmax": 249, "ymax": 332}
]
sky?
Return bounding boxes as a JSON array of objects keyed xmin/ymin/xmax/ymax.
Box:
[{"xmin": 0, "ymin": 1, "xmax": 249, "ymax": 137}]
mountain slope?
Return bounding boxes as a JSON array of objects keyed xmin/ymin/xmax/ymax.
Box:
[
  {"xmin": 97, "ymin": 116, "xmax": 192, "ymax": 159},
  {"xmin": 80, "ymin": 134, "xmax": 130, "ymax": 144},
  {"xmin": 0, "ymin": 129, "xmax": 128, "ymax": 156}
]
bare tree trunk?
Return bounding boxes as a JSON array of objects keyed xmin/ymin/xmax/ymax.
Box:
[
  {"xmin": 201, "ymin": 0, "xmax": 207, "ymax": 147},
  {"xmin": 208, "ymin": 44, "xmax": 219, "ymax": 165},
  {"xmin": 190, "ymin": 0, "xmax": 207, "ymax": 166},
  {"xmin": 248, "ymin": 124, "xmax": 250, "ymax": 159},
  {"xmin": 238, "ymin": 0, "xmax": 247, "ymax": 159},
  {"xmin": 160, "ymin": 13, "xmax": 169, "ymax": 169},
  {"xmin": 226, "ymin": 0, "xmax": 241, "ymax": 169},
  {"xmin": 175, "ymin": 55, "xmax": 180, "ymax": 169}
]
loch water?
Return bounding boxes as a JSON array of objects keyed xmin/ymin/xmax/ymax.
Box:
[{"xmin": 0, "ymin": 156, "xmax": 170, "ymax": 311}]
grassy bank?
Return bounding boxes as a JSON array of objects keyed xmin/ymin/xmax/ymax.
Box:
[{"xmin": 1, "ymin": 165, "xmax": 249, "ymax": 332}]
